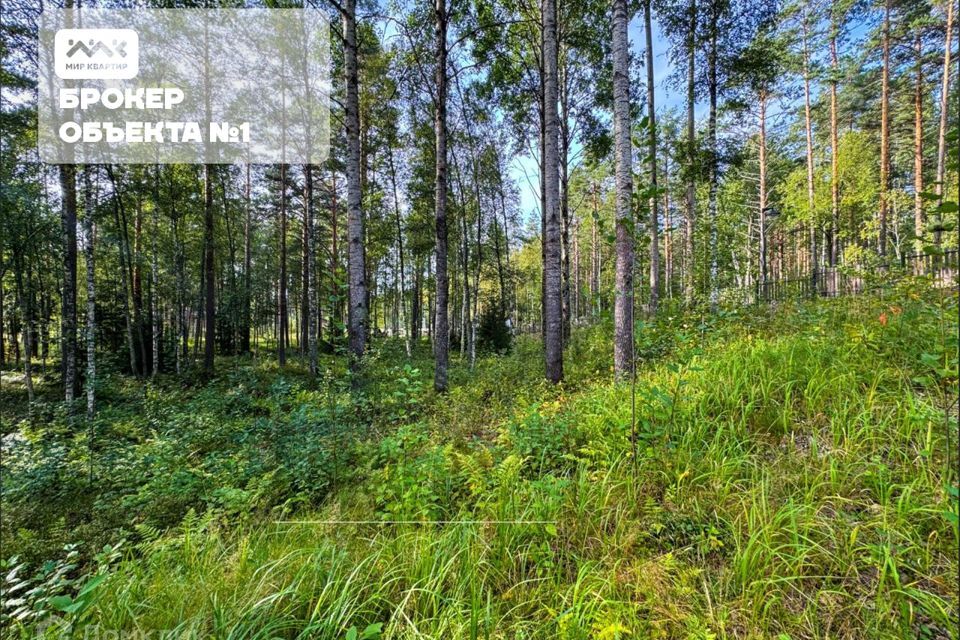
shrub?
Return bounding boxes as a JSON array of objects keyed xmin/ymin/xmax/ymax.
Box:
[{"xmin": 476, "ymin": 304, "xmax": 512, "ymax": 354}]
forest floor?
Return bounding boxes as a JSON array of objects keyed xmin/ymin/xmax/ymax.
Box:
[{"xmin": 2, "ymin": 282, "xmax": 958, "ymax": 639}]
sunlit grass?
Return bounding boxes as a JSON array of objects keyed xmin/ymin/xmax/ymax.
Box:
[{"xmin": 7, "ymin": 285, "xmax": 958, "ymax": 639}]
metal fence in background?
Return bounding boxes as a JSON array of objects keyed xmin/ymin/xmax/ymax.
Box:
[{"xmin": 756, "ymin": 249, "xmax": 959, "ymax": 302}]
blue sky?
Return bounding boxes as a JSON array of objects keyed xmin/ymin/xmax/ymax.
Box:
[
  {"xmin": 509, "ymin": 14, "xmax": 682, "ymax": 220},
  {"xmin": 506, "ymin": 9, "xmax": 886, "ymax": 222}
]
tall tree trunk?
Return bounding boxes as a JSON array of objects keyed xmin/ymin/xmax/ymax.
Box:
[
  {"xmin": 83, "ymin": 168, "xmax": 96, "ymax": 417},
  {"xmin": 15, "ymin": 257, "xmax": 34, "ymax": 405},
  {"xmin": 151, "ymin": 170, "xmax": 160, "ymax": 376},
  {"xmin": 434, "ymin": 0, "xmax": 450, "ymax": 391},
  {"xmin": 305, "ymin": 164, "xmax": 318, "ymax": 374},
  {"xmin": 412, "ymin": 258, "xmax": 422, "ymax": 342},
  {"xmin": 934, "ymin": 0, "xmax": 954, "ymax": 247},
  {"xmin": 107, "ymin": 167, "xmax": 138, "ymax": 376},
  {"xmin": 171, "ymin": 192, "xmax": 184, "ymax": 374},
  {"xmin": 0, "ymin": 276, "xmax": 5, "ymax": 369},
  {"xmin": 329, "ymin": 170, "xmax": 341, "ymax": 338},
  {"xmin": 879, "ymin": 0, "xmax": 891, "ymax": 256},
  {"xmin": 540, "ymin": 80, "xmax": 547, "ymax": 341},
  {"xmin": 707, "ymin": 24, "xmax": 719, "ymax": 309},
  {"xmin": 591, "ymin": 181, "xmax": 600, "ymax": 316},
  {"xmin": 242, "ymin": 164, "xmax": 252, "ymax": 354},
  {"xmin": 455, "ymin": 160, "xmax": 470, "ymax": 358},
  {"xmin": 829, "ymin": 12, "xmax": 840, "ymax": 266},
  {"xmin": 134, "ymin": 190, "xmax": 147, "ymax": 373},
  {"xmin": 493, "ymin": 164, "xmax": 508, "ymax": 319},
  {"xmin": 664, "ymin": 153, "xmax": 672, "ymax": 298},
  {"xmin": 278, "ymin": 164, "xmax": 288, "ymax": 366},
  {"xmin": 612, "ymin": 0, "xmax": 634, "ymax": 380},
  {"xmin": 344, "ymin": 0, "xmax": 367, "ymax": 370},
  {"xmin": 572, "ymin": 216, "xmax": 580, "ymax": 316},
  {"xmin": 302, "ymin": 165, "xmax": 311, "ymax": 356},
  {"xmin": 543, "ymin": 0, "xmax": 564, "ymax": 383},
  {"xmin": 644, "ymin": 0, "xmax": 660, "ymax": 314},
  {"xmin": 173, "ymin": 195, "xmax": 186, "ymax": 374},
  {"xmin": 60, "ymin": 164, "xmax": 78, "ymax": 404},
  {"xmin": 387, "ymin": 147, "xmax": 410, "ymax": 357},
  {"xmin": 684, "ymin": 0, "xmax": 697, "ymax": 306},
  {"xmin": 495, "ymin": 150, "xmax": 515, "ymax": 321},
  {"xmin": 559, "ymin": 47, "xmax": 572, "ymax": 341},
  {"xmin": 802, "ymin": 12, "xmax": 818, "ymax": 291},
  {"xmin": 758, "ymin": 90, "xmax": 769, "ymax": 296},
  {"xmin": 203, "ymin": 164, "xmax": 216, "ymax": 372},
  {"xmin": 472, "ymin": 159, "xmax": 482, "ymax": 369},
  {"xmin": 913, "ymin": 32, "xmax": 925, "ymax": 253}
]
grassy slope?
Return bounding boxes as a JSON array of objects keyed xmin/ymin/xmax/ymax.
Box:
[{"xmin": 4, "ymin": 286, "xmax": 958, "ymax": 639}]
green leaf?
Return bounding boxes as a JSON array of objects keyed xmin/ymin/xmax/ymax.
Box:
[
  {"xmin": 346, "ymin": 626, "xmax": 358, "ymax": 640},
  {"xmin": 937, "ymin": 201, "xmax": 958, "ymax": 213},
  {"xmin": 49, "ymin": 595, "xmax": 74, "ymax": 611},
  {"xmin": 361, "ymin": 623, "xmax": 383, "ymax": 639},
  {"xmin": 77, "ymin": 574, "xmax": 106, "ymax": 597}
]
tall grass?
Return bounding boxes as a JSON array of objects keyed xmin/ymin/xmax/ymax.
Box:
[{"xmin": 14, "ymin": 289, "xmax": 959, "ymax": 639}]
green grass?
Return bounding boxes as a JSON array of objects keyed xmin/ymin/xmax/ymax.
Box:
[{"xmin": 2, "ymin": 284, "xmax": 957, "ymax": 639}]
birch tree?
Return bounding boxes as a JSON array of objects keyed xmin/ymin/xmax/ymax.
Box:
[{"xmin": 612, "ymin": 0, "xmax": 634, "ymax": 379}]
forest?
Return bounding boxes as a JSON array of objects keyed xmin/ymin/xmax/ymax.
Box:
[{"xmin": 1, "ymin": 0, "xmax": 958, "ymax": 636}]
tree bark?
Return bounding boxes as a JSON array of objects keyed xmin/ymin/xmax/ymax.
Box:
[
  {"xmin": 493, "ymin": 158, "xmax": 508, "ymax": 319},
  {"xmin": 242, "ymin": 163, "xmax": 252, "ymax": 354},
  {"xmin": 935, "ymin": 0, "xmax": 954, "ymax": 246},
  {"xmin": 305, "ymin": 164, "xmax": 318, "ymax": 374},
  {"xmin": 707, "ymin": 22, "xmax": 719, "ymax": 309},
  {"xmin": 591, "ymin": 181, "xmax": 600, "ymax": 316},
  {"xmin": 329, "ymin": 170, "xmax": 341, "ymax": 337},
  {"xmin": 684, "ymin": 0, "xmax": 697, "ymax": 306},
  {"xmin": 83, "ymin": 168, "xmax": 96, "ymax": 417},
  {"xmin": 559, "ymin": 46, "xmax": 572, "ymax": 341},
  {"xmin": 759, "ymin": 91, "xmax": 769, "ymax": 296},
  {"xmin": 434, "ymin": 0, "xmax": 450, "ymax": 391},
  {"xmin": 151, "ymin": 170, "xmax": 160, "ymax": 376},
  {"xmin": 344, "ymin": 0, "xmax": 368, "ymax": 371},
  {"xmin": 107, "ymin": 167, "xmax": 138, "ymax": 376},
  {"xmin": 15, "ymin": 255, "xmax": 34, "ymax": 405},
  {"xmin": 203, "ymin": 164, "xmax": 216, "ymax": 372},
  {"xmin": 542, "ymin": 0, "xmax": 564, "ymax": 383},
  {"xmin": 644, "ymin": 0, "xmax": 660, "ymax": 314},
  {"xmin": 829, "ymin": 11, "xmax": 840, "ymax": 266},
  {"xmin": 133, "ymin": 190, "xmax": 147, "ymax": 373},
  {"xmin": 914, "ymin": 31, "xmax": 925, "ymax": 253},
  {"xmin": 0, "ymin": 276, "xmax": 5, "ymax": 369},
  {"xmin": 879, "ymin": 0, "xmax": 891, "ymax": 256},
  {"xmin": 278, "ymin": 163, "xmax": 288, "ymax": 366},
  {"xmin": 612, "ymin": 0, "xmax": 634, "ymax": 380},
  {"xmin": 802, "ymin": 12, "xmax": 818, "ymax": 290},
  {"xmin": 172, "ymin": 182, "xmax": 186, "ymax": 374},
  {"xmin": 387, "ymin": 147, "xmax": 410, "ymax": 357},
  {"xmin": 302, "ymin": 165, "xmax": 311, "ymax": 357},
  {"xmin": 60, "ymin": 164, "xmax": 78, "ymax": 404}
]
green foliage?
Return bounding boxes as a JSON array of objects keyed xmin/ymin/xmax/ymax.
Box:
[
  {"xmin": 476, "ymin": 304, "xmax": 512, "ymax": 354},
  {"xmin": 1, "ymin": 541, "xmax": 122, "ymax": 631},
  {"xmin": 2, "ymin": 286, "xmax": 958, "ymax": 639},
  {"xmin": 503, "ymin": 406, "xmax": 580, "ymax": 475}
]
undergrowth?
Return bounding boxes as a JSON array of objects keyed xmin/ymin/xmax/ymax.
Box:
[{"xmin": 2, "ymin": 281, "xmax": 957, "ymax": 639}]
